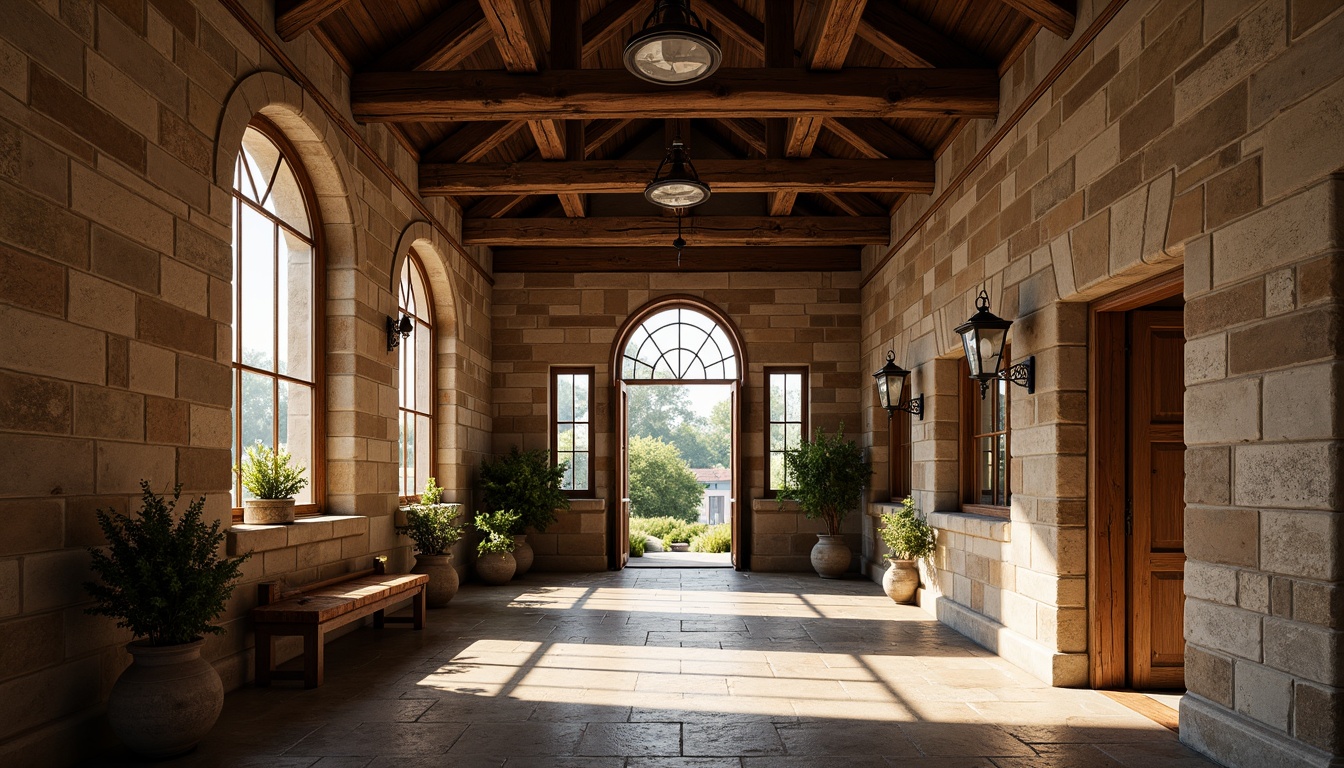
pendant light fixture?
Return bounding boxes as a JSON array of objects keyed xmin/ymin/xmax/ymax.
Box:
[
  {"xmin": 623, "ymin": 0, "xmax": 723, "ymax": 85},
  {"xmin": 645, "ymin": 136, "xmax": 711, "ymax": 208}
]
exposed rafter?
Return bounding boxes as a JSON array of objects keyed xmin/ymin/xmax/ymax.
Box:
[
  {"xmin": 351, "ymin": 68, "xmax": 1000, "ymax": 122},
  {"xmin": 493, "ymin": 246, "xmax": 863, "ymax": 272},
  {"xmin": 822, "ymin": 118, "xmax": 927, "ymax": 159},
  {"xmin": 367, "ymin": 2, "xmax": 492, "ymax": 72},
  {"xmin": 997, "ymin": 0, "xmax": 1076, "ymax": 38},
  {"xmin": 462, "ymin": 216, "xmax": 892, "ymax": 247},
  {"xmin": 581, "ymin": 0, "xmax": 645, "ymax": 58},
  {"xmin": 275, "ymin": 0, "xmax": 355, "ymax": 42},
  {"xmin": 420, "ymin": 158, "xmax": 935, "ymax": 196},
  {"xmin": 423, "ymin": 121, "xmax": 528, "ymax": 164},
  {"xmin": 857, "ymin": 3, "xmax": 985, "ymax": 68},
  {"xmin": 698, "ymin": 0, "xmax": 766, "ymax": 60}
]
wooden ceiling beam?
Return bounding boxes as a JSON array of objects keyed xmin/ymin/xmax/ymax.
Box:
[
  {"xmin": 492, "ymin": 246, "xmax": 863, "ymax": 272},
  {"xmin": 420, "ymin": 158, "xmax": 935, "ymax": 195},
  {"xmin": 697, "ymin": 1, "xmax": 766, "ymax": 60},
  {"xmin": 856, "ymin": 3, "xmax": 985, "ymax": 68},
  {"xmin": 822, "ymin": 118, "xmax": 927, "ymax": 159},
  {"xmin": 463, "ymin": 216, "xmax": 891, "ymax": 247},
  {"xmin": 818, "ymin": 191, "xmax": 887, "ymax": 217},
  {"xmin": 352, "ymin": 68, "xmax": 1000, "ymax": 121},
  {"xmin": 275, "ymin": 0, "xmax": 355, "ymax": 41},
  {"xmin": 581, "ymin": 0, "xmax": 645, "ymax": 59},
  {"xmin": 477, "ymin": 0, "xmax": 543, "ymax": 73},
  {"xmin": 549, "ymin": 0, "xmax": 586, "ymax": 217},
  {"xmin": 367, "ymin": 2, "xmax": 492, "ymax": 72},
  {"xmin": 717, "ymin": 118, "xmax": 767, "ymax": 156},
  {"xmin": 468, "ymin": 194, "xmax": 533, "ymax": 219},
  {"xmin": 584, "ymin": 119, "xmax": 633, "ymax": 157},
  {"xmin": 423, "ymin": 120, "xmax": 527, "ymax": 163},
  {"xmin": 997, "ymin": 0, "xmax": 1076, "ymax": 38}
]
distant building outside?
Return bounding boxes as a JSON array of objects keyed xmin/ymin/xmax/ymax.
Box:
[{"xmin": 690, "ymin": 468, "xmax": 732, "ymax": 525}]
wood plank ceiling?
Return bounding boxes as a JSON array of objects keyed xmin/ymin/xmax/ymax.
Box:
[{"xmin": 277, "ymin": 0, "xmax": 1076, "ymax": 270}]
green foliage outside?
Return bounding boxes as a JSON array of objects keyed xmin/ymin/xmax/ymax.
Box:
[
  {"xmin": 398, "ymin": 479, "xmax": 463, "ymax": 556},
  {"xmin": 478, "ymin": 447, "xmax": 569, "ymax": 534},
  {"xmin": 474, "ymin": 510, "xmax": 519, "ymax": 556},
  {"xmin": 880, "ymin": 497, "xmax": 936, "ymax": 562},
  {"xmin": 628, "ymin": 517, "xmax": 710, "ymax": 549},
  {"xmin": 661, "ymin": 520, "xmax": 708, "ymax": 545},
  {"xmin": 629, "ymin": 436, "xmax": 704, "ymax": 522},
  {"xmin": 779, "ymin": 425, "xmax": 873, "ymax": 536},
  {"xmin": 689, "ymin": 524, "xmax": 731, "ymax": 553},
  {"xmin": 628, "ymin": 385, "xmax": 729, "ymax": 469},
  {"xmin": 628, "ymin": 530, "xmax": 646, "ymax": 557},
  {"xmin": 236, "ymin": 442, "xmax": 308, "ymax": 499},
  {"xmin": 84, "ymin": 482, "xmax": 250, "ymax": 647}
]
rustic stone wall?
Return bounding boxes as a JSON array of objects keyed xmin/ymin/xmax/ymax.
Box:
[
  {"xmin": 862, "ymin": 0, "xmax": 1344, "ymax": 765},
  {"xmin": 490, "ymin": 272, "xmax": 863, "ymax": 571},
  {"xmin": 0, "ymin": 1, "xmax": 491, "ymax": 765}
]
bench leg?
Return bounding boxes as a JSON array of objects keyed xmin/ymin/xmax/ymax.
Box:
[
  {"xmin": 255, "ymin": 627, "xmax": 273, "ymax": 687},
  {"xmin": 303, "ymin": 625, "xmax": 324, "ymax": 689},
  {"xmin": 413, "ymin": 587, "xmax": 426, "ymax": 630},
  {"xmin": 373, "ymin": 609, "xmax": 385, "ymax": 629}
]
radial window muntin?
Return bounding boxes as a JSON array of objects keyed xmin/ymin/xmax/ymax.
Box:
[{"xmin": 620, "ymin": 307, "xmax": 738, "ymax": 380}]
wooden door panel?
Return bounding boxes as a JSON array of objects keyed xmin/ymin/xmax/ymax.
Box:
[
  {"xmin": 1128, "ymin": 309, "xmax": 1186, "ymax": 690},
  {"xmin": 614, "ymin": 380, "xmax": 630, "ymax": 569}
]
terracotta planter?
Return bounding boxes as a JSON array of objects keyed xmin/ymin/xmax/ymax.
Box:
[
  {"xmin": 242, "ymin": 498, "xmax": 295, "ymax": 525},
  {"xmin": 413, "ymin": 553, "xmax": 459, "ymax": 607},
  {"xmin": 810, "ymin": 534, "xmax": 851, "ymax": 579},
  {"xmin": 883, "ymin": 559, "xmax": 920, "ymax": 603},
  {"xmin": 107, "ymin": 639, "xmax": 223, "ymax": 759},
  {"xmin": 512, "ymin": 535, "xmax": 534, "ymax": 577},
  {"xmin": 476, "ymin": 551, "xmax": 516, "ymax": 585}
]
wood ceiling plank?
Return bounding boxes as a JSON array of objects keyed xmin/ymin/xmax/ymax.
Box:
[
  {"xmin": 823, "ymin": 118, "xmax": 927, "ymax": 159},
  {"xmin": 856, "ymin": 2, "xmax": 985, "ymax": 68},
  {"xmin": 419, "ymin": 158, "xmax": 936, "ymax": 195},
  {"xmin": 351, "ymin": 68, "xmax": 1000, "ymax": 121},
  {"xmin": 463, "ymin": 216, "xmax": 892, "ymax": 247},
  {"xmin": 423, "ymin": 120, "xmax": 528, "ymax": 163},
  {"xmin": 581, "ymin": 0, "xmax": 645, "ymax": 59},
  {"xmin": 275, "ymin": 0, "xmax": 357, "ymax": 42},
  {"xmin": 584, "ymin": 119, "xmax": 633, "ymax": 157},
  {"xmin": 468, "ymin": 194, "xmax": 533, "ymax": 218},
  {"xmin": 550, "ymin": 0, "xmax": 586, "ymax": 217},
  {"xmin": 697, "ymin": 0, "xmax": 766, "ymax": 60},
  {"xmin": 368, "ymin": 2, "xmax": 493, "ymax": 71},
  {"xmin": 997, "ymin": 0, "xmax": 1075, "ymax": 37},
  {"xmin": 477, "ymin": 0, "xmax": 544, "ymax": 72},
  {"xmin": 492, "ymin": 246, "xmax": 863, "ymax": 272},
  {"xmin": 717, "ymin": 118, "xmax": 767, "ymax": 156}
]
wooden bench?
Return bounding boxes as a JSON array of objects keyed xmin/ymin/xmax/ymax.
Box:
[{"xmin": 252, "ymin": 563, "xmax": 429, "ymax": 688}]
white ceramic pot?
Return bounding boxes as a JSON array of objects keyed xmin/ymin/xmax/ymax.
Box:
[
  {"xmin": 883, "ymin": 559, "xmax": 920, "ymax": 603},
  {"xmin": 476, "ymin": 551, "xmax": 516, "ymax": 585},
  {"xmin": 242, "ymin": 498, "xmax": 295, "ymax": 525},
  {"xmin": 413, "ymin": 553, "xmax": 459, "ymax": 607},
  {"xmin": 512, "ymin": 535, "xmax": 534, "ymax": 577},
  {"xmin": 810, "ymin": 534, "xmax": 852, "ymax": 579},
  {"xmin": 107, "ymin": 639, "xmax": 223, "ymax": 759}
]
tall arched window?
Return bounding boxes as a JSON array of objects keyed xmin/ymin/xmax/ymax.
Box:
[
  {"xmin": 231, "ymin": 121, "xmax": 321, "ymax": 512},
  {"xmin": 397, "ymin": 254, "xmax": 434, "ymax": 499},
  {"xmin": 619, "ymin": 306, "xmax": 739, "ymax": 381}
]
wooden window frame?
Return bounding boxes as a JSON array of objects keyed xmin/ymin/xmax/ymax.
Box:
[
  {"xmin": 551, "ymin": 366, "xmax": 595, "ymax": 498},
  {"xmin": 764, "ymin": 366, "xmax": 809, "ymax": 499},
  {"xmin": 888, "ymin": 395, "xmax": 912, "ymax": 502},
  {"xmin": 230, "ymin": 117, "xmax": 326, "ymax": 522},
  {"xmin": 396, "ymin": 252, "xmax": 435, "ymax": 505},
  {"xmin": 959, "ymin": 347, "xmax": 1011, "ymax": 519}
]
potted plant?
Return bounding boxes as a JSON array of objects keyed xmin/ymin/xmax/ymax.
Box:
[
  {"xmin": 397, "ymin": 477, "xmax": 463, "ymax": 607},
  {"xmin": 236, "ymin": 442, "xmax": 308, "ymax": 524},
  {"xmin": 478, "ymin": 447, "xmax": 569, "ymax": 577},
  {"xmin": 84, "ymin": 481, "xmax": 250, "ymax": 758},
  {"xmin": 474, "ymin": 510, "xmax": 520, "ymax": 585},
  {"xmin": 779, "ymin": 425, "xmax": 873, "ymax": 579},
  {"xmin": 879, "ymin": 497, "xmax": 936, "ymax": 603}
]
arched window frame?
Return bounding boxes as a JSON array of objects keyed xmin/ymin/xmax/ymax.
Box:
[
  {"xmin": 230, "ymin": 117, "xmax": 326, "ymax": 520},
  {"xmin": 397, "ymin": 252, "xmax": 435, "ymax": 502}
]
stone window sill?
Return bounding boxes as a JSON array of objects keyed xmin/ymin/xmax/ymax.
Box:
[
  {"xmin": 926, "ymin": 510, "xmax": 1009, "ymax": 542},
  {"xmin": 566, "ymin": 498, "xmax": 607, "ymax": 512},
  {"xmin": 226, "ymin": 515, "xmax": 369, "ymax": 555},
  {"xmin": 753, "ymin": 498, "xmax": 800, "ymax": 512}
]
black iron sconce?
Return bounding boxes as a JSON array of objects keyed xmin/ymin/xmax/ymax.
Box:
[
  {"xmin": 954, "ymin": 289, "xmax": 1035, "ymax": 399},
  {"xmin": 387, "ymin": 314, "xmax": 412, "ymax": 352},
  {"xmin": 872, "ymin": 350, "xmax": 924, "ymax": 420}
]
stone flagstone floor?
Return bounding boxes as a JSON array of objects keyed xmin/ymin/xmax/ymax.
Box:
[{"xmin": 88, "ymin": 569, "xmax": 1217, "ymax": 767}]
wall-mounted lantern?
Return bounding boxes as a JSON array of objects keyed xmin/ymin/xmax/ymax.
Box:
[
  {"xmin": 872, "ymin": 350, "xmax": 924, "ymax": 420},
  {"xmin": 954, "ymin": 289, "xmax": 1035, "ymax": 399},
  {"xmin": 386, "ymin": 314, "xmax": 412, "ymax": 352}
]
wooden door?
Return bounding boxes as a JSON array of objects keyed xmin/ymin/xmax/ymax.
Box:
[
  {"xmin": 1128, "ymin": 309, "xmax": 1186, "ymax": 689},
  {"xmin": 613, "ymin": 380, "xmax": 630, "ymax": 569},
  {"xmin": 730, "ymin": 381, "xmax": 745, "ymax": 570}
]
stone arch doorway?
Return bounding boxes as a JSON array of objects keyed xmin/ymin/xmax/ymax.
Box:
[{"xmin": 610, "ymin": 296, "xmax": 749, "ymax": 570}]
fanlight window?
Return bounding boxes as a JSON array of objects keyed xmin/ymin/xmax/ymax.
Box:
[{"xmin": 621, "ymin": 307, "xmax": 737, "ymax": 380}]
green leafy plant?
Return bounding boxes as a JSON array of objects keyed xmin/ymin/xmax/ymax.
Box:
[
  {"xmin": 84, "ymin": 482, "xmax": 250, "ymax": 647},
  {"xmin": 236, "ymin": 442, "xmax": 308, "ymax": 499},
  {"xmin": 420, "ymin": 476, "xmax": 445, "ymax": 505},
  {"xmin": 479, "ymin": 447, "xmax": 569, "ymax": 534},
  {"xmin": 629, "ymin": 516, "xmax": 683, "ymax": 541},
  {"xmin": 662, "ymin": 520, "xmax": 708, "ymax": 547},
  {"xmin": 628, "ymin": 436, "xmax": 703, "ymax": 522},
  {"xmin": 397, "ymin": 503, "xmax": 463, "ymax": 556},
  {"xmin": 629, "ymin": 530, "xmax": 647, "ymax": 557},
  {"xmin": 880, "ymin": 497, "xmax": 936, "ymax": 562},
  {"xmin": 689, "ymin": 524, "xmax": 731, "ymax": 553},
  {"xmin": 474, "ymin": 510, "xmax": 519, "ymax": 557},
  {"xmin": 779, "ymin": 425, "xmax": 873, "ymax": 536}
]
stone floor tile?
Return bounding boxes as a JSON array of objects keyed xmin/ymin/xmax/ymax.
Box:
[
  {"xmin": 626, "ymin": 759, "xmax": 742, "ymax": 768},
  {"xmin": 899, "ymin": 722, "xmax": 1036, "ymax": 757},
  {"xmin": 577, "ymin": 722, "xmax": 681, "ymax": 756},
  {"xmin": 744, "ymin": 758, "xmax": 890, "ymax": 767},
  {"xmin": 775, "ymin": 720, "xmax": 921, "ymax": 757},
  {"xmin": 286, "ymin": 722, "xmax": 467, "ymax": 757},
  {"xmin": 682, "ymin": 722, "xmax": 787, "ymax": 757},
  {"xmin": 448, "ymin": 722, "xmax": 585, "ymax": 756},
  {"xmin": 311, "ymin": 758, "xmax": 373, "ymax": 768}
]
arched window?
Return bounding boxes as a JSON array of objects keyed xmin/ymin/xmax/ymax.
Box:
[
  {"xmin": 231, "ymin": 122, "xmax": 321, "ymax": 512},
  {"xmin": 619, "ymin": 306, "xmax": 738, "ymax": 381},
  {"xmin": 397, "ymin": 254, "xmax": 434, "ymax": 499}
]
